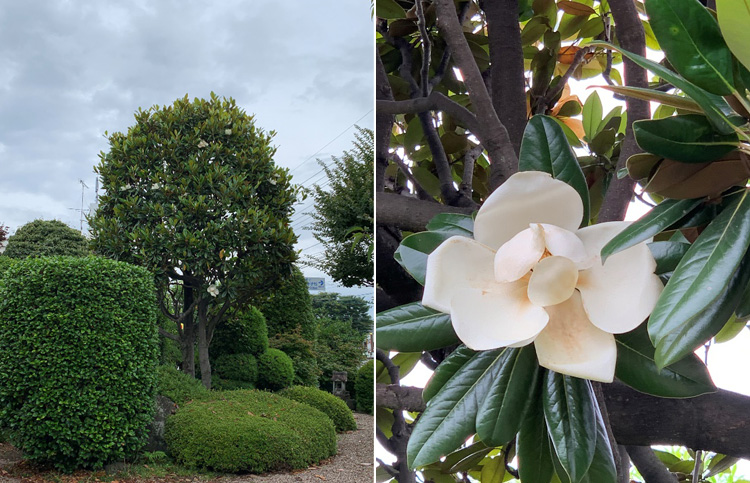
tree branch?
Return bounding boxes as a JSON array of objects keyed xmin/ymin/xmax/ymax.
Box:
[
  {"xmin": 415, "ymin": 0, "xmax": 431, "ymax": 97},
  {"xmin": 376, "ymin": 55, "xmax": 395, "ymax": 194},
  {"xmin": 377, "ymin": 92, "xmax": 480, "ymax": 134},
  {"xmin": 158, "ymin": 326, "xmax": 180, "ymax": 342},
  {"xmin": 626, "ymin": 446, "xmax": 679, "ymax": 483},
  {"xmin": 538, "ymin": 47, "xmax": 594, "ymax": 113},
  {"xmin": 459, "ymin": 144, "xmax": 483, "ymax": 199},
  {"xmin": 391, "ymin": 152, "xmax": 434, "ymax": 200},
  {"xmin": 417, "ymin": 111, "xmax": 465, "ymax": 205},
  {"xmin": 376, "ymin": 192, "xmax": 474, "ymax": 232}
]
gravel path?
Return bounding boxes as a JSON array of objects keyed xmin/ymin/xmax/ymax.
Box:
[{"xmin": 221, "ymin": 412, "xmax": 374, "ymax": 483}]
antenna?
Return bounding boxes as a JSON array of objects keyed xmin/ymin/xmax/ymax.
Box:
[{"xmin": 78, "ymin": 179, "xmax": 89, "ymax": 233}]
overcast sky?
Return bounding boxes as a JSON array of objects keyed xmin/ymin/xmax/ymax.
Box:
[{"xmin": 0, "ymin": 0, "xmax": 374, "ymax": 300}]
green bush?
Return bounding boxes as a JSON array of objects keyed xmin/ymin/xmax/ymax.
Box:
[
  {"xmin": 0, "ymin": 257, "xmax": 15, "ymax": 277},
  {"xmin": 0, "ymin": 257, "xmax": 158, "ymax": 471},
  {"xmin": 156, "ymin": 365, "xmax": 210, "ymax": 405},
  {"xmin": 270, "ymin": 330, "xmax": 320, "ymax": 387},
  {"xmin": 355, "ymin": 360, "xmax": 374, "ymax": 414},
  {"xmin": 257, "ymin": 349, "xmax": 294, "ymax": 391},
  {"xmin": 165, "ymin": 390, "xmax": 336, "ymax": 473},
  {"xmin": 3, "ymin": 220, "xmax": 89, "ymax": 259},
  {"xmin": 158, "ymin": 316, "xmax": 182, "ymax": 366},
  {"xmin": 210, "ymin": 306, "xmax": 268, "ymax": 358},
  {"xmin": 212, "ymin": 377, "xmax": 255, "ymax": 391},
  {"xmin": 213, "ymin": 353, "xmax": 257, "ymax": 384},
  {"xmin": 280, "ymin": 386, "xmax": 356, "ymax": 432},
  {"xmin": 258, "ymin": 266, "xmax": 317, "ymax": 339}
]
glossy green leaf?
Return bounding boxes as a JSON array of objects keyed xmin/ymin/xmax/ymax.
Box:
[
  {"xmin": 615, "ymin": 324, "xmax": 716, "ymax": 397},
  {"xmin": 601, "ymin": 198, "xmax": 701, "ymax": 262},
  {"xmin": 717, "ymin": 0, "xmax": 750, "ymax": 72},
  {"xmin": 550, "ymin": 405, "xmax": 616, "ymax": 483},
  {"xmin": 377, "ymin": 0, "xmax": 407, "ymax": 19},
  {"xmin": 633, "ymin": 115, "xmax": 739, "ymax": 163},
  {"xmin": 423, "ymin": 346, "xmax": 476, "ymax": 403},
  {"xmin": 519, "ymin": 115, "xmax": 590, "ymax": 226},
  {"xmin": 476, "ymin": 347, "xmax": 540, "ymax": 446},
  {"xmin": 408, "ymin": 349, "xmax": 509, "ymax": 468},
  {"xmin": 517, "ymin": 393, "xmax": 554, "ymax": 483},
  {"xmin": 645, "ymin": 0, "xmax": 734, "ymax": 95},
  {"xmin": 480, "ymin": 456, "xmax": 507, "ymax": 483},
  {"xmin": 542, "ymin": 373, "xmax": 597, "ymax": 483},
  {"xmin": 426, "ymin": 213, "xmax": 475, "ymax": 236},
  {"xmin": 735, "ymin": 280, "xmax": 750, "ymax": 319},
  {"xmin": 582, "ymin": 92, "xmax": 603, "ymax": 140},
  {"xmin": 714, "ymin": 314, "xmax": 747, "ymax": 343},
  {"xmin": 394, "ymin": 230, "xmax": 455, "ymax": 285},
  {"xmin": 648, "ymin": 241, "xmax": 691, "ymax": 275},
  {"xmin": 596, "ymin": 85, "xmax": 703, "ymax": 113},
  {"xmin": 411, "ymin": 166, "xmax": 441, "ymax": 197},
  {"xmin": 376, "ymin": 302, "xmax": 459, "ymax": 352},
  {"xmin": 589, "ymin": 41, "xmax": 743, "ymax": 135},
  {"xmin": 376, "ymin": 352, "xmax": 422, "ymax": 384},
  {"xmin": 650, "ymin": 193, "xmax": 750, "ymax": 367},
  {"xmin": 441, "ymin": 440, "xmax": 493, "ymax": 473}
]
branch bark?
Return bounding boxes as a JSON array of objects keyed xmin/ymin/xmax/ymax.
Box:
[
  {"xmin": 377, "ymin": 382, "xmax": 750, "ymax": 459},
  {"xmin": 376, "ymin": 54, "xmax": 394, "ymax": 194},
  {"xmin": 626, "ymin": 446, "xmax": 679, "ymax": 483},
  {"xmin": 376, "ymin": 192, "xmax": 474, "ymax": 232},
  {"xmin": 377, "ymin": 93, "xmax": 480, "ymax": 133}
]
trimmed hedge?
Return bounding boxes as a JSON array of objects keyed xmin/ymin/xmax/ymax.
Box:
[
  {"xmin": 3, "ymin": 220, "xmax": 89, "ymax": 259},
  {"xmin": 156, "ymin": 365, "xmax": 209, "ymax": 405},
  {"xmin": 213, "ymin": 353, "xmax": 258, "ymax": 384},
  {"xmin": 212, "ymin": 377, "xmax": 255, "ymax": 391},
  {"xmin": 165, "ymin": 390, "xmax": 336, "ymax": 473},
  {"xmin": 0, "ymin": 257, "xmax": 15, "ymax": 276},
  {"xmin": 258, "ymin": 266, "xmax": 316, "ymax": 339},
  {"xmin": 0, "ymin": 257, "xmax": 158, "ymax": 471},
  {"xmin": 355, "ymin": 360, "xmax": 374, "ymax": 414},
  {"xmin": 257, "ymin": 348, "xmax": 294, "ymax": 391},
  {"xmin": 210, "ymin": 306, "xmax": 268, "ymax": 357},
  {"xmin": 280, "ymin": 386, "xmax": 356, "ymax": 432}
]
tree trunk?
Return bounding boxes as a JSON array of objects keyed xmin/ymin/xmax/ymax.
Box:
[
  {"xmin": 197, "ymin": 300, "xmax": 212, "ymax": 389},
  {"xmin": 180, "ymin": 286, "xmax": 196, "ymax": 378}
]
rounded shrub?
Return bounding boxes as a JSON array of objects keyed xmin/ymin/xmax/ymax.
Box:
[
  {"xmin": 0, "ymin": 257, "xmax": 158, "ymax": 471},
  {"xmin": 355, "ymin": 360, "xmax": 374, "ymax": 414},
  {"xmin": 280, "ymin": 386, "xmax": 356, "ymax": 432},
  {"xmin": 212, "ymin": 377, "xmax": 255, "ymax": 391},
  {"xmin": 257, "ymin": 348, "xmax": 294, "ymax": 391},
  {"xmin": 3, "ymin": 220, "xmax": 89, "ymax": 259},
  {"xmin": 165, "ymin": 390, "xmax": 336, "ymax": 473},
  {"xmin": 213, "ymin": 353, "xmax": 258, "ymax": 384},
  {"xmin": 210, "ymin": 306, "xmax": 268, "ymax": 357},
  {"xmin": 156, "ymin": 365, "xmax": 210, "ymax": 405},
  {"xmin": 270, "ymin": 330, "xmax": 320, "ymax": 387}
]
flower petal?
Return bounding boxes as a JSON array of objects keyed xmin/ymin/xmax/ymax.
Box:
[
  {"xmin": 540, "ymin": 224, "xmax": 593, "ymax": 269},
  {"xmin": 450, "ymin": 285, "xmax": 549, "ymax": 350},
  {"xmin": 422, "ymin": 236, "xmax": 500, "ymax": 313},
  {"xmin": 576, "ymin": 222, "xmax": 663, "ymax": 334},
  {"xmin": 534, "ymin": 291, "xmax": 617, "ymax": 382},
  {"xmin": 474, "ymin": 171, "xmax": 584, "ymax": 250},
  {"xmin": 494, "ymin": 225, "xmax": 545, "ymax": 282},
  {"xmin": 527, "ymin": 256, "xmax": 579, "ymax": 307}
]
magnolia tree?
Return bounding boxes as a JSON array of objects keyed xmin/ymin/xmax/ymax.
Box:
[
  {"xmin": 90, "ymin": 94, "xmax": 297, "ymax": 388},
  {"xmin": 376, "ymin": 0, "xmax": 750, "ymax": 482}
]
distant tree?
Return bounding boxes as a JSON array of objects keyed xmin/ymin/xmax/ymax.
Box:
[
  {"xmin": 90, "ymin": 94, "xmax": 297, "ymax": 388},
  {"xmin": 4, "ymin": 220, "xmax": 88, "ymax": 259},
  {"xmin": 315, "ymin": 317, "xmax": 367, "ymax": 390},
  {"xmin": 308, "ymin": 127, "xmax": 373, "ymax": 287},
  {"xmin": 0, "ymin": 223, "xmax": 7, "ymax": 244},
  {"xmin": 311, "ymin": 292, "xmax": 372, "ymax": 334}
]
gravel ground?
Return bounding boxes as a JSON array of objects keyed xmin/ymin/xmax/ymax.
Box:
[{"xmin": 221, "ymin": 412, "xmax": 374, "ymax": 483}]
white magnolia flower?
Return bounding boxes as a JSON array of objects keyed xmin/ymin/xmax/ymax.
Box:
[
  {"xmin": 151, "ymin": 183, "xmax": 161, "ymax": 190},
  {"xmin": 119, "ymin": 183, "xmax": 132, "ymax": 191},
  {"xmin": 423, "ymin": 171, "xmax": 663, "ymax": 382},
  {"xmin": 224, "ymin": 129, "xmax": 232, "ymax": 135},
  {"xmin": 197, "ymin": 140, "xmax": 209, "ymax": 148},
  {"xmin": 207, "ymin": 284, "xmax": 219, "ymax": 297}
]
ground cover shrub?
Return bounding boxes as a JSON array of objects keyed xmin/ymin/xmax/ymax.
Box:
[
  {"xmin": 3, "ymin": 220, "xmax": 89, "ymax": 258},
  {"xmin": 210, "ymin": 306, "xmax": 268, "ymax": 357},
  {"xmin": 213, "ymin": 353, "xmax": 258, "ymax": 384},
  {"xmin": 257, "ymin": 348, "xmax": 294, "ymax": 390},
  {"xmin": 156, "ymin": 365, "xmax": 210, "ymax": 405},
  {"xmin": 0, "ymin": 256, "xmax": 158, "ymax": 471},
  {"xmin": 165, "ymin": 390, "xmax": 336, "ymax": 473},
  {"xmin": 355, "ymin": 360, "xmax": 374, "ymax": 414},
  {"xmin": 280, "ymin": 386, "xmax": 356, "ymax": 432}
]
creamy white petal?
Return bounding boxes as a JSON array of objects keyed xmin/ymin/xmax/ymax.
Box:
[
  {"xmin": 422, "ymin": 236, "xmax": 501, "ymax": 313},
  {"xmin": 474, "ymin": 171, "xmax": 584, "ymax": 250},
  {"xmin": 527, "ymin": 256, "xmax": 579, "ymax": 307},
  {"xmin": 576, "ymin": 222, "xmax": 663, "ymax": 334},
  {"xmin": 534, "ymin": 291, "xmax": 617, "ymax": 382},
  {"xmin": 494, "ymin": 225, "xmax": 545, "ymax": 282},
  {"xmin": 540, "ymin": 223, "xmax": 593, "ymax": 269},
  {"xmin": 450, "ymin": 285, "xmax": 549, "ymax": 350}
]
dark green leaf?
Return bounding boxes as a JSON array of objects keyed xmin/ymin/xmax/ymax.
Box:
[
  {"xmin": 615, "ymin": 324, "xmax": 716, "ymax": 398},
  {"xmin": 517, "ymin": 390, "xmax": 554, "ymax": 483},
  {"xmin": 736, "ymin": 281, "xmax": 750, "ymax": 320},
  {"xmin": 376, "ymin": 302, "xmax": 459, "ymax": 352},
  {"xmin": 423, "ymin": 346, "xmax": 476, "ymax": 403},
  {"xmin": 426, "ymin": 213, "xmax": 475, "ymax": 236},
  {"xmin": 441, "ymin": 440, "xmax": 492, "ymax": 473},
  {"xmin": 648, "ymin": 241, "xmax": 691, "ymax": 275},
  {"xmin": 589, "ymin": 41, "xmax": 744, "ymax": 135},
  {"xmin": 476, "ymin": 347, "xmax": 540, "ymax": 446},
  {"xmin": 550, "ymin": 405, "xmax": 616, "ymax": 483},
  {"xmin": 645, "ymin": 0, "xmax": 735, "ymax": 95},
  {"xmin": 649, "ymin": 190, "xmax": 750, "ymax": 367},
  {"xmin": 407, "ymin": 349, "xmax": 509, "ymax": 468},
  {"xmin": 597, "ymin": 85, "xmax": 703, "ymax": 113},
  {"xmin": 519, "ymin": 115, "xmax": 590, "ymax": 226},
  {"xmin": 601, "ymin": 198, "xmax": 701, "ymax": 262},
  {"xmin": 376, "ymin": 0, "xmax": 407, "ymax": 19},
  {"xmin": 633, "ymin": 115, "xmax": 738, "ymax": 163},
  {"xmin": 394, "ymin": 231, "xmax": 455, "ymax": 285},
  {"xmin": 542, "ymin": 373, "xmax": 597, "ymax": 483}
]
